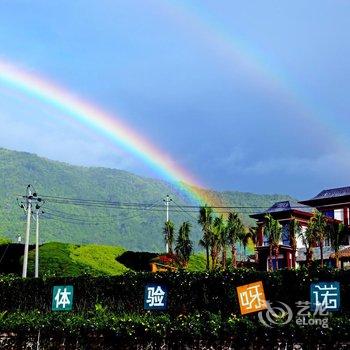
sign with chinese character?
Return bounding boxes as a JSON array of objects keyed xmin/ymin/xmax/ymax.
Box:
[
  {"xmin": 144, "ymin": 284, "xmax": 168, "ymax": 310},
  {"xmin": 310, "ymin": 282, "xmax": 340, "ymax": 312},
  {"xmin": 236, "ymin": 281, "xmax": 267, "ymax": 315},
  {"xmin": 52, "ymin": 285, "xmax": 74, "ymax": 311}
]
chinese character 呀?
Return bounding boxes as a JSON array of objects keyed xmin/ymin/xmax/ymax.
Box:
[{"xmin": 237, "ymin": 281, "xmax": 267, "ymax": 315}]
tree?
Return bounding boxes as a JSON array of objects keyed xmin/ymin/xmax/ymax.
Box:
[
  {"xmin": 175, "ymin": 221, "xmax": 193, "ymax": 268},
  {"xmin": 240, "ymin": 228, "xmax": 251, "ymax": 262},
  {"xmin": 227, "ymin": 211, "xmax": 244, "ymax": 269},
  {"xmin": 299, "ymin": 222, "xmax": 316, "ymax": 269},
  {"xmin": 328, "ymin": 222, "xmax": 346, "ymax": 268},
  {"xmin": 218, "ymin": 217, "xmax": 230, "ymax": 270},
  {"xmin": 163, "ymin": 221, "xmax": 175, "ymax": 254},
  {"xmin": 264, "ymin": 214, "xmax": 282, "ymax": 271},
  {"xmin": 212, "ymin": 216, "xmax": 225, "ymax": 269},
  {"xmin": 289, "ymin": 218, "xmax": 301, "ymax": 268},
  {"xmin": 198, "ymin": 205, "xmax": 214, "ymax": 270},
  {"xmin": 310, "ymin": 211, "xmax": 327, "ymax": 267},
  {"xmin": 248, "ymin": 226, "xmax": 259, "ymax": 263}
]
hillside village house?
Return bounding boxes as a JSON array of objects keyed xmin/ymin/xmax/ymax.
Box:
[{"xmin": 250, "ymin": 186, "xmax": 350, "ymax": 270}]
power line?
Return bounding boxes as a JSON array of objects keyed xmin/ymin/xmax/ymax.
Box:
[
  {"xmin": 42, "ymin": 199, "xmax": 165, "ymax": 225},
  {"xmin": 30, "ymin": 194, "xmax": 297, "ymax": 210},
  {"xmin": 172, "ymin": 200, "xmax": 198, "ymax": 221}
]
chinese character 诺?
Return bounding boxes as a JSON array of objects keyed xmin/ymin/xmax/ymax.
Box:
[
  {"xmin": 310, "ymin": 282, "xmax": 340, "ymax": 312},
  {"xmin": 237, "ymin": 281, "xmax": 267, "ymax": 315}
]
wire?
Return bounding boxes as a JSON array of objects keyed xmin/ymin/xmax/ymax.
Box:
[
  {"xmin": 33, "ymin": 194, "xmax": 297, "ymax": 210},
  {"xmin": 172, "ymin": 200, "xmax": 198, "ymax": 221},
  {"xmin": 41, "ymin": 199, "xmax": 165, "ymax": 225},
  {"xmin": 0, "ymin": 243, "xmax": 10, "ymax": 265}
]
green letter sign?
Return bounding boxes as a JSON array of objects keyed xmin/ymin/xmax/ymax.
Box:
[{"xmin": 52, "ymin": 285, "xmax": 74, "ymax": 311}]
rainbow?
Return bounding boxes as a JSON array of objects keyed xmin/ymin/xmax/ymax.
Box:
[
  {"xmin": 157, "ymin": 0, "xmax": 344, "ymax": 145},
  {"xmin": 0, "ymin": 60, "xmax": 226, "ymax": 209}
]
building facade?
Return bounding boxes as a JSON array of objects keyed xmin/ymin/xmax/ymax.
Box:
[
  {"xmin": 299, "ymin": 186, "xmax": 350, "ymax": 245},
  {"xmin": 250, "ymin": 201, "xmax": 313, "ymax": 270},
  {"xmin": 251, "ymin": 186, "xmax": 350, "ymax": 271}
]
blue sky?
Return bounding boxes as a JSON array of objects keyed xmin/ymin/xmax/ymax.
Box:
[{"xmin": 0, "ymin": 0, "xmax": 349, "ymax": 198}]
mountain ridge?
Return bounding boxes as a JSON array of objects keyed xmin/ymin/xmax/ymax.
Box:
[{"xmin": 0, "ymin": 147, "xmax": 295, "ymax": 251}]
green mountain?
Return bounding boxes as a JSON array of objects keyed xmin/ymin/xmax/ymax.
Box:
[{"xmin": 0, "ymin": 148, "xmax": 294, "ymax": 251}]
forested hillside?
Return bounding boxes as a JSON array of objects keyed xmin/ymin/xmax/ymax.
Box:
[{"xmin": 0, "ymin": 148, "xmax": 294, "ymax": 251}]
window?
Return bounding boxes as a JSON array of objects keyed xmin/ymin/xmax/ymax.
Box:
[
  {"xmin": 324, "ymin": 210, "xmax": 334, "ymax": 219},
  {"xmin": 334, "ymin": 209, "xmax": 344, "ymax": 222},
  {"xmin": 282, "ymin": 224, "xmax": 290, "ymax": 245}
]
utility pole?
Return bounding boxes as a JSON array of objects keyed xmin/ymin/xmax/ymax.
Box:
[
  {"xmin": 22, "ymin": 185, "xmax": 33, "ymax": 278},
  {"xmin": 20, "ymin": 185, "xmax": 42, "ymax": 278},
  {"xmin": 163, "ymin": 195, "xmax": 172, "ymax": 253},
  {"xmin": 34, "ymin": 204, "xmax": 42, "ymax": 278}
]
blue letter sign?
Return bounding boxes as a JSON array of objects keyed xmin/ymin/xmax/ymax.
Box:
[
  {"xmin": 144, "ymin": 284, "xmax": 168, "ymax": 310},
  {"xmin": 310, "ymin": 282, "xmax": 340, "ymax": 312}
]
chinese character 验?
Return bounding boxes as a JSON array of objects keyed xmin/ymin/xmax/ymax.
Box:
[
  {"xmin": 237, "ymin": 281, "xmax": 267, "ymax": 315},
  {"xmin": 144, "ymin": 284, "xmax": 168, "ymax": 310}
]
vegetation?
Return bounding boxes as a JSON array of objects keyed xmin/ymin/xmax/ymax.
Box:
[
  {"xmin": 0, "ymin": 236, "xmax": 11, "ymax": 245},
  {"xmin": 289, "ymin": 218, "xmax": 301, "ymax": 269},
  {"xmin": 198, "ymin": 207, "xmax": 247, "ymax": 271},
  {"xmin": 0, "ymin": 147, "xmax": 294, "ymax": 252},
  {"xmin": 69, "ymin": 244, "xmax": 128, "ymax": 275},
  {"xmin": 227, "ymin": 211, "xmax": 244, "ymax": 269},
  {"xmin": 309, "ymin": 211, "xmax": 328, "ymax": 267},
  {"xmin": 0, "ymin": 268, "xmax": 348, "ymax": 348},
  {"xmin": 264, "ymin": 214, "xmax": 282, "ymax": 271},
  {"xmin": 298, "ymin": 224, "xmax": 313, "ymax": 268},
  {"xmin": 175, "ymin": 221, "xmax": 193, "ymax": 267},
  {"xmin": 187, "ymin": 252, "xmax": 207, "ymax": 271},
  {"xmin": 27, "ymin": 242, "xmax": 128, "ymax": 277},
  {"xmin": 24, "ymin": 241, "xmax": 207, "ymax": 277},
  {"xmin": 328, "ymin": 222, "xmax": 347, "ymax": 268},
  {"xmin": 163, "ymin": 221, "xmax": 175, "ymax": 254},
  {"xmin": 0, "ymin": 310, "xmax": 349, "ymax": 348},
  {"xmin": 0, "ymin": 268, "xmax": 348, "ymax": 314},
  {"xmin": 198, "ymin": 205, "xmax": 213, "ymax": 270}
]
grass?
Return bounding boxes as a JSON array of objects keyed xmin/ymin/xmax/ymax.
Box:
[
  {"xmin": 187, "ymin": 252, "xmax": 207, "ymax": 271},
  {"xmin": 27, "ymin": 242, "xmax": 128, "ymax": 277},
  {"xmin": 26, "ymin": 241, "xmax": 206, "ymax": 277},
  {"xmin": 0, "ymin": 236, "xmax": 11, "ymax": 245},
  {"xmin": 70, "ymin": 244, "xmax": 128, "ymax": 275}
]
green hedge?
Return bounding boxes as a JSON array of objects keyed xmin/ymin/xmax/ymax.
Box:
[
  {"xmin": 0, "ymin": 311, "xmax": 349, "ymax": 348},
  {"xmin": 0, "ymin": 267, "xmax": 349, "ymax": 315}
]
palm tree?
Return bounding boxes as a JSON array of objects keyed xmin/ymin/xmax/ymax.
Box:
[
  {"xmin": 175, "ymin": 221, "xmax": 193, "ymax": 268},
  {"xmin": 264, "ymin": 214, "xmax": 282, "ymax": 271},
  {"xmin": 328, "ymin": 222, "xmax": 346, "ymax": 268},
  {"xmin": 212, "ymin": 216, "xmax": 225, "ymax": 269},
  {"xmin": 198, "ymin": 205, "xmax": 213, "ymax": 270},
  {"xmin": 299, "ymin": 222, "xmax": 316, "ymax": 269},
  {"xmin": 163, "ymin": 220, "xmax": 175, "ymax": 254},
  {"xmin": 240, "ymin": 228, "xmax": 251, "ymax": 262},
  {"xmin": 248, "ymin": 226, "xmax": 259, "ymax": 263},
  {"xmin": 289, "ymin": 218, "xmax": 301, "ymax": 268},
  {"xmin": 218, "ymin": 217, "xmax": 230, "ymax": 270},
  {"xmin": 310, "ymin": 211, "xmax": 327, "ymax": 267},
  {"xmin": 227, "ymin": 211, "xmax": 244, "ymax": 269}
]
